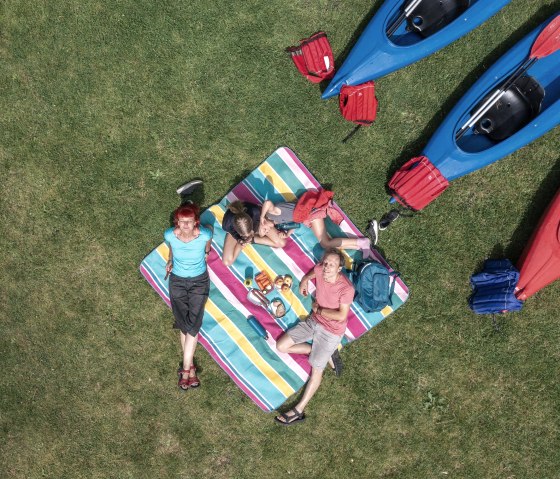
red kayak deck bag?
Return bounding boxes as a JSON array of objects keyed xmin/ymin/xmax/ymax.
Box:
[
  {"xmin": 339, "ymin": 82, "xmax": 378, "ymax": 125},
  {"xmin": 287, "ymin": 32, "xmax": 335, "ymax": 84}
]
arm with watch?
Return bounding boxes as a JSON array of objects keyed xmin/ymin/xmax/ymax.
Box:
[
  {"xmin": 203, "ymin": 223, "xmax": 213, "ymax": 258},
  {"xmin": 311, "ymin": 300, "xmax": 350, "ymax": 322},
  {"xmin": 299, "ymin": 268, "xmax": 350, "ymax": 322}
]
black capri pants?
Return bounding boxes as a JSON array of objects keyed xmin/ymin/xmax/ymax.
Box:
[{"xmin": 169, "ymin": 271, "xmax": 210, "ymax": 336}]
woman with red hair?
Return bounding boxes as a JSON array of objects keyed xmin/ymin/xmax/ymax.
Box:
[{"xmin": 164, "ymin": 203, "xmax": 213, "ymax": 391}]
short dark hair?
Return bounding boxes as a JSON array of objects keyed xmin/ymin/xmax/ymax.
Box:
[{"xmin": 321, "ymin": 248, "xmax": 345, "ymax": 268}]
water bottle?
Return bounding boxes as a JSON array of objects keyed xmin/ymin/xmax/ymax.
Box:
[
  {"xmin": 247, "ymin": 316, "xmax": 268, "ymax": 339},
  {"xmin": 277, "ymin": 221, "xmax": 300, "ymax": 231}
]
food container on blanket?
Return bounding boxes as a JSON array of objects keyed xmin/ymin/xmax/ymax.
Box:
[
  {"xmin": 246, "ymin": 289, "xmax": 286, "ymax": 318},
  {"xmin": 274, "ymin": 275, "xmax": 293, "ymax": 293},
  {"xmin": 255, "ymin": 271, "xmax": 273, "ymax": 294}
]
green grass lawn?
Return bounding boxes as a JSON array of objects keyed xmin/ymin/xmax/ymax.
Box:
[{"xmin": 1, "ymin": 1, "xmax": 559, "ymax": 478}]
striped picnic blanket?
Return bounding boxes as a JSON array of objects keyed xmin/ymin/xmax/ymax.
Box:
[{"xmin": 140, "ymin": 147, "xmax": 409, "ymax": 411}]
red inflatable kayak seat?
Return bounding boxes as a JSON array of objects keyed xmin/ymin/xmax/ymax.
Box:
[
  {"xmin": 388, "ymin": 156, "xmax": 449, "ymax": 211},
  {"xmin": 339, "ymin": 82, "xmax": 378, "ymax": 125},
  {"xmin": 287, "ymin": 32, "xmax": 335, "ymax": 84}
]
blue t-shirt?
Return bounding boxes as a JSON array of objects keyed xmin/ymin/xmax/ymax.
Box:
[{"xmin": 164, "ymin": 226, "xmax": 212, "ymax": 278}]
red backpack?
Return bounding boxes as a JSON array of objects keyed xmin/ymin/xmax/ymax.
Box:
[
  {"xmin": 339, "ymin": 82, "xmax": 378, "ymax": 125},
  {"xmin": 286, "ymin": 32, "xmax": 335, "ymax": 84}
]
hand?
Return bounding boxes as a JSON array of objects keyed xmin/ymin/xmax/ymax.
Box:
[
  {"xmin": 258, "ymin": 222, "xmax": 271, "ymax": 237},
  {"xmin": 165, "ymin": 261, "xmax": 173, "ymax": 274},
  {"xmin": 312, "ymin": 301, "xmax": 319, "ymax": 314},
  {"xmin": 299, "ymin": 277, "xmax": 309, "ymax": 297}
]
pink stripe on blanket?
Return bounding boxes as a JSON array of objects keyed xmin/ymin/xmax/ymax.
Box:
[
  {"xmin": 231, "ymin": 182, "xmax": 260, "ymax": 204},
  {"xmin": 209, "ymin": 256, "xmax": 312, "ymax": 374}
]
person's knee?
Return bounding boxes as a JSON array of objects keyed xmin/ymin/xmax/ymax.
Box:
[
  {"xmin": 274, "ymin": 238, "xmax": 287, "ymax": 248},
  {"xmin": 276, "ymin": 334, "xmax": 292, "ymax": 353},
  {"xmin": 310, "ymin": 367, "xmax": 325, "ymax": 380},
  {"xmin": 222, "ymin": 256, "xmax": 233, "ymax": 267},
  {"xmin": 319, "ymin": 238, "xmax": 332, "ymax": 249},
  {"xmin": 276, "ymin": 340, "xmax": 289, "ymax": 353}
]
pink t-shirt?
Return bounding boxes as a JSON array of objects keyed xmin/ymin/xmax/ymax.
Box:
[{"xmin": 312, "ymin": 264, "xmax": 355, "ymax": 336}]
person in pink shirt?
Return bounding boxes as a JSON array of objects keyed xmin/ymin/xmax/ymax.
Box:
[{"xmin": 274, "ymin": 248, "xmax": 355, "ymax": 425}]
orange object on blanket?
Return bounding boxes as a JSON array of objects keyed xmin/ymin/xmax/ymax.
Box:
[{"xmin": 255, "ymin": 271, "xmax": 274, "ymax": 294}]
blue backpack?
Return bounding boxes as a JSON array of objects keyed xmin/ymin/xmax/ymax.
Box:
[
  {"xmin": 469, "ymin": 259, "xmax": 524, "ymax": 314},
  {"xmin": 351, "ymin": 260, "xmax": 400, "ymax": 312}
]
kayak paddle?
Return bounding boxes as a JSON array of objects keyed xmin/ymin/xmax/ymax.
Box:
[{"xmin": 456, "ymin": 14, "xmax": 560, "ymax": 140}]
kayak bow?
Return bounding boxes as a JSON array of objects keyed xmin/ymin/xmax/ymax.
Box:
[
  {"xmin": 323, "ymin": 0, "xmax": 511, "ymax": 99},
  {"xmin": 388, "ymin": 15, "xmax": 560, "ymax": 211}
]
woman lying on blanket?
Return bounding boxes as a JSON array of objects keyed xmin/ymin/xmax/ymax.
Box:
[
  {"xmin": 221, "ymin": 200, "xmax": 288, "ymax": 266},
  {"xmin": 165, "ymin": 203, "xmax": 213, "ymax": 391},
  {"xmin": 221, "ymin": 192, "xmax": 370, "ymax": 266},
  {"xmin": 260, "ymin": 189, "xmax": 370, "ymax": 251}
]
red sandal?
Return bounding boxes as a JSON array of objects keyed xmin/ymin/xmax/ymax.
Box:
[
  {"xmin": 177, "ymin": 369, "xmax": 190, "ymax": 391},
  {"xmin": 187, "ymin": 365, "xmax": 200, "ymax": 388}
]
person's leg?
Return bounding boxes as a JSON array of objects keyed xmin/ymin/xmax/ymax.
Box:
[
  {"xmin": 295, "ymin": 367, "xmax": 324, "ymax": 411},
  {"xmin": 254, "ymin": 226, "xmax": 287, "ymax": 248},
  {"xmin": 178, "ymin": 331, "xmax": 190, "ymax": 385},
  {"xmin": 275, "ymin": 367, "xmax": 324, "ymax": 424},
  {"xmin": 288, "ymin": 327, "xmax": 342, "ymax": 416},
  {"xmin": 182, "ymin": 332, "xmax": 198, "ymax": 375},
  {"xmin": 276, "ymin": 333, "xmax": 312, "ymax": 356},
  {"xmin": 222, "ymin": 233, "xmax": 244, "ymax": 266},
  {"xmin": 178, "ymin": 327, "xmax": 192, "ymax": 390},
  {"xmin": 276, "ymin": 317, "xmax": 315, "ymax": 355},
  {"xmin": 275, "ymin": 319, "xmax": 338, "ymax": 424},
  {"xmin": 183, "ymin": 272, "xmax": 209, "ymax": 384},
  {"xmin": 170, "ymin": 275, "xmax": 192, "ymax": 389},
  {"xmin": 310, "ymin": 218, "xmax": 368, "ymax": 250}
]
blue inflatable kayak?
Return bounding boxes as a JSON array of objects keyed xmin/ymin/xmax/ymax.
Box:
[
  {"xmin": 322, "ymin": 0, "xmax": 511, "ymax": 99},
  {"xmin": 388, "ymin": 15, "xmax": 560, "ymax": 211}
]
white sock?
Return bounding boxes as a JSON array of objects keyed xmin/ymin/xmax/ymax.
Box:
[{"xmin": 356, "ymin": 237, "xmax": 370, "ymax": 249}]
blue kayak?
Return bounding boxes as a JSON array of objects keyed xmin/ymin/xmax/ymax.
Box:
[
  {"xmin": 388, "ymin": 15, "xmax": 560, "ymax": 211},
  {"xmin": 322, "ymin": 0, "xmax": 511, "ymax": 99}
]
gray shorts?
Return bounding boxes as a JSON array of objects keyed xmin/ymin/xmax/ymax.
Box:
[{"xmin": 287, "ymin": 316, "xmax": 342, "ymax": 370}]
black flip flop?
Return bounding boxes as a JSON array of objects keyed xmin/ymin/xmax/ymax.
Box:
[
  {"xmin": 331, "ymin": 350, "xmax": 344, "ymax": 377},
  {"xmin": 274, "ymin": 408, "xmax": 306, "ymax": 426}
]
